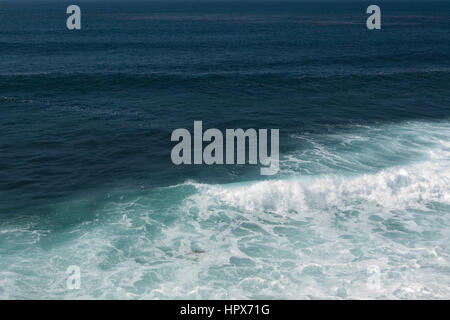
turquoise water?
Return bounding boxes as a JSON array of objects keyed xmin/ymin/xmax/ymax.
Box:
[{"xmin": 0, "ymin": 1, "xmax": 449, "ymax": 299}]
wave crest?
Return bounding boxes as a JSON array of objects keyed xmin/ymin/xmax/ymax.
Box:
[{"xmin": 192, "ymin": 161, "xmax": 450, "ymax": 215}]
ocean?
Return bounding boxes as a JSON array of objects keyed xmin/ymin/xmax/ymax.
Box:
[{"xmin": 0, "ymin": 0, "xmax": 449, "ymax": 299}]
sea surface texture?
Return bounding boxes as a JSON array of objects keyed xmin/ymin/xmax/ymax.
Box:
[{"xmin": 0, "ymin": 1, "xmax": 449, "ymax": 299}]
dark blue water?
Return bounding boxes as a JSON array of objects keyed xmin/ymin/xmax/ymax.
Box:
[{"xmin": 0, "ymin": 1, "xmax": 449, "ymax": 299}]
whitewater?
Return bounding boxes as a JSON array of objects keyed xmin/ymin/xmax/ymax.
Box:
[{"xmin": 0, "ymin": 120, "xmax": 449, "ymax": 299}]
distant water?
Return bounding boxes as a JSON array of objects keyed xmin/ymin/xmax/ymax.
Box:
[{"xmin": 0, "ymin": 1, "xmax": 449, "ymax": 299}]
